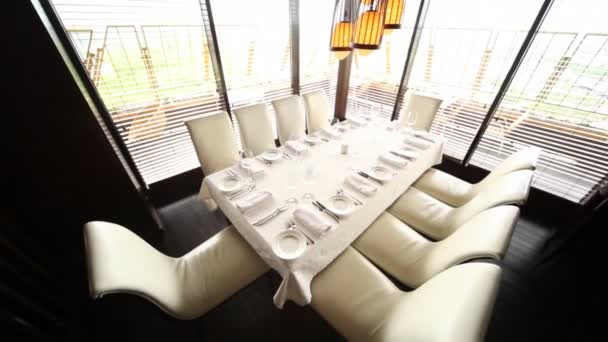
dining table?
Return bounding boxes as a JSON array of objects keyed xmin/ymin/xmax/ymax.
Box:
[{"xmin": 206, "ymin": 116, "xmax": 444, "ymax": 308}]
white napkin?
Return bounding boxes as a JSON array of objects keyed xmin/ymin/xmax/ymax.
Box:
[
  {"xmin": 393, "ymin": 149, "xmax": 419, "ymax": 160},
  {"xmin": 285, "ymin": 140, "xmax": 308, "ymax": 153},
  {"xmin": 292, "ymin": 208, "xmax": 332, "ymax": 241},
  {"xmin": 240, "ymin": 158, "xmax": 264, "ymax": 176},
  {"xmin": 413, "ymin": 130, "xmax": 438, "ymax": 142},
  {"xmin": 345, "ymin": 173, "xmax": 377, "ymax": 196},
  {"xmin": 405, "ymin": 136, "xmax": 432, "ymax": 150},
  {"xmin": 379, "ymin": 153, "xmax": 407, "ymax": 168},
  {"xmin": 347, "ymin": 117, "xmax": 364, "ymax": 127},
  {"xmin": 234, "ymin": 191, "xmax": 272, "ymax": 213},
  {"xmin": 321, "ymin": 127, "xmax": 341, "ymax": 139}
]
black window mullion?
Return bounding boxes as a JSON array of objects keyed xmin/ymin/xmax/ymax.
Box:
[
  {"xmin": 200, "ymin": 0, "xmax": 232, "ymax": 117},
  {"xmin": 461, "ymin": 0, "xmax": 555, "ymax": 166},
  {"xmin": 390, "ymin": 0, "xmax": 431, "ymax": 121},
  {"xmin": 289, "ymin": 0, "xmax": 300, "ymax": 96}
]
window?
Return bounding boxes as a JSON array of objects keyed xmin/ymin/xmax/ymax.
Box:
[
  {"xmin": 299, "ymin": 0, "xmax": 339, "ymax": 114},
  {"xmin": 347, "ymin": 0, "xmax": 420, "ymax": 120},
  {"xmin": 470, "ymin": 0, "xmax": 608, "ymax": 203},
  {"xmin": 408, "ymin": 0, "xmax": 543, "ymax": 160},
  {"xmin": 211, "ymin": 0, "xmax": 292, "ymax": 142},
  {"xmin": 51, "ymin": 0, "xmax": 223, "ymax": 184}
]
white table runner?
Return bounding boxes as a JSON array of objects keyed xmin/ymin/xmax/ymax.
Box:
[{"xmin": 206, "ymin": 120, "xmax": 443, "ymax": 308}]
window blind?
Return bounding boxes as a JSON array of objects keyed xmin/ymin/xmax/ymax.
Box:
[
  {"xmin": 299, "ymin": 0, "xmax": 339, "ymax": 115},
  {"xmin": 470, "ymin": 0, "xmax": 608, "ymax": 203},
  {"xmin": 210, "ymin": 0, "xmax": 293, "ymax": 143},
  {"xmin": 51, "ymin": 0, "xmax": 224, "ymax": 185},
  {"xmin": 407, "ymin": 0, "xmax": 543, "ymax": 161},
  {"xmin": 346, "ymin": 0, "xmax": 420, "ymax": 121}
]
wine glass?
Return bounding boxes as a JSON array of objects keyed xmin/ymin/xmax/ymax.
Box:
[
  {"xmin": 405, "ymin": 111, "xmax": 418, "ymax": 136},
  {"xmin": 301, "ymin": 162, "xmax": 317, "ymax": 203},
  {"xmin": 240, "ymin": 149, "xmax": 256, "ymax": 184}
]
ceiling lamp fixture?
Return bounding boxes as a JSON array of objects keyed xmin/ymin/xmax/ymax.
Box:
[
  {"xmin": 384, "ymin": 0, "xmax": 405, "ymax": 35},
  {"xmin": 330, "ymin": 0, "xmax": 357, "ymax": 60},
  {"xmin": 353, "ymin": 0, "xmax": 388, "ymax": 56}
]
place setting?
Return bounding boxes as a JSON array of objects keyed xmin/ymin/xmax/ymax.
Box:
[{"xmin": 272, "ymin": 207, "xmax": 333, "ymax": 260}]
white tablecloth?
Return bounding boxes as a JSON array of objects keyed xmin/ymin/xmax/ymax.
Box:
[{"xmin": 206, "ymin": 120, "xmax": 443, "ymax": 308}]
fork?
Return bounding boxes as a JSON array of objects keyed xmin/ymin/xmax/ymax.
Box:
[
  {"xmin": 337, "ymin": 187, "xmax": 363, "ymax": 206},
  {"xmin": 256, "ymin": 156, "xmax": 271, "ymax": 166},
  {"xmin": 286, "ymin": 219, "xmax": 315, "ymax": 244}
]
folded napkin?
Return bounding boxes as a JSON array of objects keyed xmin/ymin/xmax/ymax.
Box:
[
  {"xmin": 240, "ymin": 158, "xmax": 264, "ymax": 176},
  {"xmin": 405, "ymin": 136, "xmax": 432, "ymax": 150},
  {"xmin": 321, "ymin": 127, "xmax": 341, "ymax": 139},
  {"xmin": 392, "ymin": 149, "xmax": 419, "ymax": 160},
  {"xmin": 292, "ymin": 208, "xmax": 332, "ymax": 241},
  {"xmin": 285, "ymin": 140, "xmax": 308, "ymax": 153},
  {"xmin": 379, "ymin": 153, "xmax": 407, "ymax": 168},
  {"xmin": 345, "ymin": 173, "xmax": 378, "ymax": 196},
  {"xmin": 234, "ymin": 191, "xmax": 272, "ymax": 213},
  {"xmin": 347, "ymin": 117, "xmax": 365, "ymax": 127},
  {"xmin": 413, "ymin": 130, "xmax": 438, "ymax": 142}
]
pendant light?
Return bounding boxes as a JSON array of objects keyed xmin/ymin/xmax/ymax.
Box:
[
  {"xmin": 384, "ymin": 0, "xmax": 405, "ymax": 35},
  {"xmin": 330, "ymin": 0, "xmax": 357, "ymax": 60},
  {"xmin": 353, "ymin": 0, "xmax": 388, "ymax": 56}
]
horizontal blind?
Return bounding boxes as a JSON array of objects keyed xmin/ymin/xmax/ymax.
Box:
[
  {"xmin": 210, "ymin": 0, "xmax": 293, "ymax": 143},
  {"xmin": 347, "ymin": 0, "xmax": 420, "ymax": 121},
  {"xmin": 52, "ymin": 0, "xmax": 224, "ymax": 185},
  {"xmin": 299, "ymin": 0, "xmax": 339, "ymax": 115},
  {"xmin": 407, "ymin": 0, "xmax": 543, "ymax": 161},
  {"xmin": 471, "ymin": 2, "xmax": 608, "ymax": 203}
]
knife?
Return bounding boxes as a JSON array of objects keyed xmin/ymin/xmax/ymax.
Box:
[
  {"xmin": 312, "ymin": 201, "xmax": 341, "ymax": 223},
  {"xmin": 358, "ymin": 171, "xmax": 384, "ymax": 185}
]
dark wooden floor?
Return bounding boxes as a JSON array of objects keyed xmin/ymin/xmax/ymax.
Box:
[{"xmin": 91, "ymin": 194, "xmax": 602, "ymax": 341}]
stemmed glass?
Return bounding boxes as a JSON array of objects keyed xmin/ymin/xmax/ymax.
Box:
[
  {"xmin": 301, "ymin": 163, "xmax": 317, "ymax": 203},
  {"xmin": 405, "ymin": 111, "xmax": 418, "ymax": 137},
  {"xmin": 285, "ymin": 134, "xmax": 302, "ymax": 205},
  {"xmin": 240, "ymin": 149, "xmax": 256, "ymax": 185}
]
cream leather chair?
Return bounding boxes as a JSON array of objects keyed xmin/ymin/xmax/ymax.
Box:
[
  {"xmin": 84, "ymin": 222, "xmax": 269, "ymax": 320},
  {"xmin": 233, "ymin": 103, "xmax": 276, "ymax": 155},
  {"xmin": 400, "ymin": 92, "xmax": 443, "ymax": 131},
  {"xmin": 353, "ymin": 206, "xmax": 518, "ymax": 288},
  {"xmin": 415, "ymin": 146, "xmax": 541, "ymax": 207},
  {"xmin": 185, "ymin": 111, "xmax": 240, "ymax": 209},
  {"xmin": 271, "ymin": 95, "xmax": 306, "ymax": 144},
  {"xmin": 389, "ymin": 169, "xmax": 533, "ymax": 240},
  {"xmin": 311, "ymin": 247, "xmax": 501, "ymax": 342},
  {"xmin": 302, "ymin": 90, "xmax": 330, "ymax": 134}
]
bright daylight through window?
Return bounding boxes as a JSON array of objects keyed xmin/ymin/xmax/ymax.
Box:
[{"xmin": 50, "ymin": 0, "xmax": 607, "ymax": 203}]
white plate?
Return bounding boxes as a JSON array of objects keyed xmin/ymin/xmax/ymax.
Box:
[
  {"xmin": 240, "ymin": 158, "xmax": 256, "ymax": 170},
  {"xmin": 369, "ymin": 166, "xmax": 393, "ymax": 181},
  {"xmin": 326, "ymin": 194, "xmax": 355, "ymax": 216},
  {"xmin": 272, "ymin": 230, "xmax": 307, "ymax": 260},
  {"xmin": 217, "ymin": 175, "xmax": 241, "ymax": 192},
  {"xmin": 304, "ymin": 135, "xmax": 322, "ymax": 144},
  {"xmin": 261, "ymin": 149, "xmax": 283, "ymax": 161}
]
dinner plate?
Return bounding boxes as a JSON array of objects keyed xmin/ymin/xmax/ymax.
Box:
[
  {"xmin": 272, "ymin": 230, "xmax": 307, "ymax": 260},
  {"xmin": 217, "ymin": 175, "xmax": 242, "ymax": 192},
  {"xmin": 240, "ymin": 158, "xmax": 256, "ymax": 170},
  {"xmin": 260, "ymin": 149, "xmax": 283, "ymax": 161},
  {"xmin": 369, "ymin": 166, "xmax": 393, "ymax": 181},
  {"xmin": 326, "ymin": 194, "xmax": 355, "ymax": 216},
  {"xmin": 304, "ymin": 135, "xmax": 322, "ymax": 145}
]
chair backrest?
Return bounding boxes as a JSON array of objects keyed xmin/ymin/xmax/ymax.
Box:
[
  {"xmin": 233, "ymin": 103, "xmax": 276, "ymax": 155},
  {"xmin": 449, "ymin": 169, "xmax": 533, "ymax": 230},
  {"xmin": 482, "ymin": 146, "xmax": 541, "ymax": 183},
  {"xmin": 185, "ymin": 111, "xmax": 240, "ymax": 176},
  {"xmin": 401, "ymin": 92, "xmax": 443, "ymax": 131},
  {"xmin": 271, "ymin": 95, "xmax": 306, "ymax": 144},
  {"xmin": 302, "ymin": 90, "xmax": 330, "ymax": 133}
]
